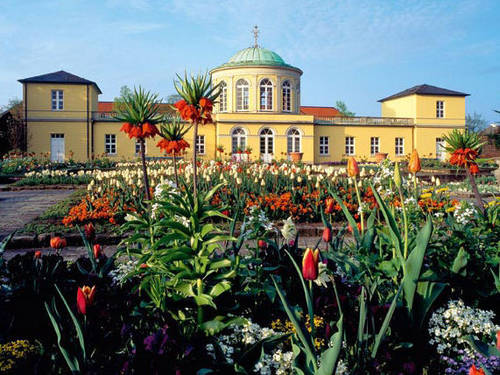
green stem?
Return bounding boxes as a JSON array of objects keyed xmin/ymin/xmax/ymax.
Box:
[
  {"xmin": 309, "ymin": 280, "xmax": 315, "ymax": 338},
  {"xmin": 398, "ymin": 186, "xmax": 409, "ymax": 259},
  {"xmin": 354, "ymin": 176, "xmax": 365, "ymax": 234},
  {"xmin": 413, "ymin": 173, "xmax": 418, "ymax": 201},
  {"xmin": 196, "ymin": 278, "xmax": 204, "ymax": 326},
  {"xmin": 466, "ymin": 168, "xmax": 485, "ymax": 215}
]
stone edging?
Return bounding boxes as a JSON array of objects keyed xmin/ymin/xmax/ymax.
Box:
[{"xmin": 1, "ymin": 184, "xmax": 82, "ymax": 191}]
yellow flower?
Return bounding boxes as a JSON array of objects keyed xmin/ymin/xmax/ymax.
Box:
[
  {"xmin": 436, "ymin": 187, "xmax": 449, "ymax": 193},
  {"xmin": 420, "ymin": 193, "xmax": 432, "ymax": 199},
  {"xmin": 445, "ymin": 207, "xmax": 456, "ymax": 213}
]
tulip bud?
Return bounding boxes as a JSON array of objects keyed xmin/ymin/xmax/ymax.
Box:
[
  {"xmin": 409, "ymin": 150, "xmax": 421, "ymax": 174},
  {"xmin": 347, "ymin": 157, "xmax": 359, "ymax": 177},
  {"xmin": 394, "ymin": 161, "xmax": 402, "ymax": 188},
  {"xmin": 302, "ymin": 248, "xmax": 320, "ymax": 280},
  {"xmin": 34, "ymin": 250, "xmax": 42, "ymax": 259},
  {"xmin": 84, "ymin": 223, "xmax": 95, "ymax": 242},
  {"xmin": 322, "ymin": 227, "xmax": 332, "ymax": 242},
  {"xmin": 50, "ymin": 236, "xmax": 67, "ymax": 250},
  {"xmin": 325, "ymin": 197, "xmax": 335, "ymax": 214},
  {"xmin": 76, "ymin": 285, "xmax": 96, "ymax": 315},
  {"xmin": 258, "ymin": 240, "xmax": 267, "ymax": 250},
  {"xmin": 93, "ymin": 244, "xmax": 103, "ymax": 259}
]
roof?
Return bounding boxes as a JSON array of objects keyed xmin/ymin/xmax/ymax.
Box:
[
  {"xmin": 19, "ymin": 70, "xmax": 102, "ymax": 94},
  {"xmin": 300, "ymin": 106, "xmax": 340, "ymax": 117},
  {"xmin": 378, "ymin": 84, "xmax": 469, "ymax": 102},
  {"xmin": 213, "ymin": 46, "xmax": 301, "ymax": 72}
]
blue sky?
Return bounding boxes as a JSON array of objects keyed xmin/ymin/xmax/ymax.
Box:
[{"xmin": 0, "ymin": 0, "xmax": 499, "ymax": 123}]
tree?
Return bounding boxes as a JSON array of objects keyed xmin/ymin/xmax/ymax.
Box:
[
  {"xmin": 0, "ymin": 98, "xmax": 25, "ymax": 153},
  {"xmin": 335, "ymin": 100, "xmax": 355, "ymax": 117},
  {"xmin": 466, "ymin": 112, "xmax": 487, "ymax": 133},
  {"xmin": 166, "ymin": 94, "xmax": 182, "ymax": 104}
]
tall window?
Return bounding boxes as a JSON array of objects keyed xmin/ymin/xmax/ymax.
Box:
[
  {"xmin": 51, "ymin": 90, "xmax": 63, "ymax": 110},
  {"xmin": 287, "ymin": 128, "xmax": 301, "ymax": 153},
  {"xmin": 231, "ymin": 127, "xmax": 247, "ymax": 153},
  {"xmin": 345, "ymin": 137, "xmax": 355, "ymax": 155},
  {"xmin": 135, "ymin": 140, "xmax": 146, "ymax": 155},
  {"xmin": 236, "ymin": 79, "xmax": 249, "ymax": 111},
  {"xmin": 282, "ymin": 80, "xmax": 291, "ymax": 112},
  {"xmin": 105, "ymin": 134, "xmax": 116, "ymax": 155},
  {"xmin": 319, "ymin": 136, "xmax": 329, "ymax": 155},
  {"xmin": 436, "ymin": 138, "xmax": 445, "ymax": 159},
  {"xmin": 259, "ymin": 128, "xmax": 274, "ymax": 155},
  {"xmin": 260, "ymin": 79, "xmax": 273, "ymax": 111},
  {"xmin": 370, "ymin": 137, "xmax": 380, "ymax": 155},
  {"xmin": 436, "ymin": 101, "xmax": 444, "ymax": 118},
  {"xmin": 395, "ymin": 137, "xmax": 404, "ymax": 156},
  {"xmin": 219, "ymin": 81, "xmax": 227, "ymax": 112},
  {"xmin": 196, "ymin": 135, "xmax": 205, "ymax": 154}
]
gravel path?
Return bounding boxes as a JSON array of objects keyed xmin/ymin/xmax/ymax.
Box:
[{"xmin": 0, "ymin": 189, "xmax": 74, "ymax": 240}]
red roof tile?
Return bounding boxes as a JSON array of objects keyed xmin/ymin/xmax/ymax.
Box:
[{"xmin": 300, "ymin": 106, "xmax": 340, "ymax": 117}]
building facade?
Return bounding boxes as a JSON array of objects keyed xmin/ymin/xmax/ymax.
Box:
[{"xmin": 19, "ymin": 45, "xmax": 468, "ymax": 164}]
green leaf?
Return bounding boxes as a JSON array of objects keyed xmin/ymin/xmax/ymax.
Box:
[
  {"xmin": 317, "ymin": 315, "xmax": 343, "ymax": 375},
  {"xmin": 209, "ymin": 281, "xmax": 232, "ymax": 297},
  {"xmin": 194, "ymin": 294, "xmax": 216, "ymax": 309},
  {"xmin": 451, "ymin": 247, "xmax": 469, "ymax": 276}
]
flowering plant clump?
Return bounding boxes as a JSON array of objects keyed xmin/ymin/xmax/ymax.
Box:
[
  {"xmin": 0, "ymin": 340, "xmax": 41, "ymax": 373},
  {"xmin": 428, "ymin": 300, "xmax": 500, "ymax": 374}
]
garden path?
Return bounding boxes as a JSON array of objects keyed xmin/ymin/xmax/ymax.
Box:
[{"xmin": 0, "ymin": 189, "xmax": 74, "ymax": 240}]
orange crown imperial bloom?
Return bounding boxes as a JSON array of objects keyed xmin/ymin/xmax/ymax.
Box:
[
  {"xmin": 469, "ymin": 365, "xmax": 485, "ymax": 375},
  {"xmin": 174, "ymin": 99, "xmax": 187, "ymax": 111},
  {"xmin": 120, "ymin": 122, "xmax": 132, "ymax": 134},
  {"xmin": 93, "ymin": 244, "xmax": 103, "ymax": 259},
  {"xmin": 199, "ymin": 98, "xmax": 213, "ymax": 113},
  {"xmin": 469, "ymin": 163, "xmax": 479, "ymax": 175},
  {"xmin": 302, "ymin": 248, "xmax": 320, "ymax": 280},
  {"xmin": 347, "ymin": 157, "xmax": 359, "ymax": 177},
  {"xmin": 50, "ymin": 236, "xmax": 67, "ymax": 249},
  {"xmin": 409, "ymin": 149, "xmax": 421, "ymax": 173},
  {"xmin": 141, "ymin": 122, "xmax": 159, "ymax": 138},
  {"xmin": 77, "ymin": 285, "xmax": 96, "ymax": 315},
  {"xmin": 128, "ymin": 125, "xmax": 143, "ymax": 139}
]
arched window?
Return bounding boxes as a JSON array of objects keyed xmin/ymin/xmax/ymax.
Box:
[
  {"xmin": 231, "ymin": 127, "xmax": 247, "ymax": 153},
  {"xmin": 260, "ymin": 79, "xmax": 273, "ymax": 111},
  {"xmin": 219, "ymin": 81, "xmax": 227, "ymax": 112},
  {"xmin": 236, "ymin": 79, "xmax": 249, "ymax": 111},
  {"xmin": 287, "ymin": 128, "xmax": 301, "ymax": 153},
  {"xmin": 259, "ymin": 128, "xmax": 274, "ymax": 162},
  {"xmin": 282, "ymin": 80, "xmax": 291, "ymax": 112}
]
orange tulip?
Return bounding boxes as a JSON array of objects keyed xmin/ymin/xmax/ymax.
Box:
[
  {"xmin": 50, "ymin": 236, "xmax": 67, "ymax": 250},
  {"xmin": 469, "ymin": 365, "xmax": 485, "ymax": 375},
  {"xmin": 325, "ymin": 197, "xmax": 335, "ymax": 214},
  {"xmin": 322, "ymin": 227, "xmax": 332, "ymax": 242},
  {"xmin": 93, "ymin": 244, "xmax": 103, "ymax": 259},
  {"xmin": 76, "ymin": 285, "xmax": 96, "ymax": 315},
  {"xmin": 409, "ymin": 150, "xmax": 421, "ymax": 173},
  {"xmin": 302, "ymin": 248, "xmax": 320, "ymax": 280},
  {"xmin": 347, "ymin": 157, "xmax": 359, "ymax": 177}
]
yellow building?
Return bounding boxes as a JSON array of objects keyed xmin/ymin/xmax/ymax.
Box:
[{"xmin": 19, "ymin": 44, "xmax": 468, "ymax": 164}]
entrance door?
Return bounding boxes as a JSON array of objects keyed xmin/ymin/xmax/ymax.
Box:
[
  {"xmin": 51, "ymin": 134, "xmax": 65, "ymax": 162},
  {"xmin": 260, "ymin": 128, "xmax": 274, "ymax": 163}
]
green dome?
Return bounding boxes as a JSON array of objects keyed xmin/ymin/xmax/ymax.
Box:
[{"xmin": 216, "ymin": 47, "xmax": 299, "ymax": 70}]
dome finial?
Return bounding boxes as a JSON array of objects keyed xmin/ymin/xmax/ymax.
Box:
[{"xmin": 252, "ymin": 25, "xmax": 259, "ymax": 48}]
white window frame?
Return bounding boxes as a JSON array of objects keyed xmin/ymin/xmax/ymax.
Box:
[
  {"xmin": 219, "ymin": 81, "xmax": 227, "ymax": 112},
  {"xmin": 345, "ymin": 137, "xmax": 355, "ymax": 156},
  {"xmin": 319, "ymin": 136, "xmax": 329, "ymax": 156},
  {"xmin": 236, "ymin": 79, "xmax": 249, "ymax": 111},
  {"xmin": 259, "ymin": 128, "xmax": 274, "ymax": 155},
  {"xmin": 287, "ymin": 128, "xmax": 301, "ymax": 153},
  {"xmin": 196, "ymin": 135, "xmax": 205, "ymax": 155},
  {"xmin": 370, "ymin": 137, "xmax": 380, "ymax": 155},
  {"xmin": 436, "ymin": 100, "xmax": 445, "ymax": 118},
  {"xmin": 135, "ymin": 140, "xmax": 146, "ymax": 155},
  {"xmin": 51, "ymin": 90, "xmax": 63, "ymax": 111},
  {"xmin": 282, "ymin": 80, "xmax": 291, "ymax": 112},
  {"xmin": 105, "ymin": 134, "xmax": 116, "ymax": 155},
  {"xmin": 259, "ymin": 78, "xmax": 273, "ymax": 111},
  {"xmin": 395, "ymin": 137, "xmax": 404, "ymax": 156},
  {"xmin": 231, "ymin": 127, "xmax": 247, "ymax": 153}
]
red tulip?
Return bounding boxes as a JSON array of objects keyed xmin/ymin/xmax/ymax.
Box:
[
  {"xmin": 496, "ymin": 330, "xmax": 500, "ymax": 350},
  {"xmin": 140, "ymin": 263, "xmax": 148, "ymax": 269},
  {"xmin": 409, "ymin": 150, "xmax": 421, "ymax": 173},
  {"xmin": 93, "ymin": 244, "xmax": 103, "ymax": 259},
  {"xmin": 221, "ymin": 210, "xmax": 230, "ymax": 217},
  {"xmin": 50, "ymin": 236, "xmax": 67, "ymax": 250},
  {"xmin": 34, "ymin": 250, "xmax": 42, "ymax": 259},
  {"xmin": 302, "ymin": 248, "xmax": 320, "ymax": 280},
  {"xmin": 325, "ymin": 197, "xmax": 335, "ymax": 214},
  {"xmin": 77, "ymin": 285, "xmax": 96, "ymax": 315},
  {"xmin": 322, "ymin": 227, "xmax": 332, "ymax": 242},
  {"xmin": 84, "ymin": 223, "xmax": 95, "ymax": 241},
  {"xmin": 347, "ymin": 157, "xmax": 359, "ymax": 177},
  {"xmin": 469, "ymin": 365, "xmax": 485, "ymax": 375},
  {"xmin": 258, "ymin": 240, "xmax": 267, "ymax": 250}
]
